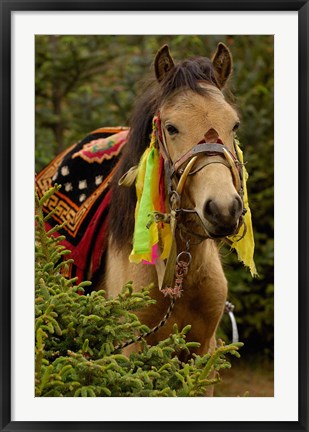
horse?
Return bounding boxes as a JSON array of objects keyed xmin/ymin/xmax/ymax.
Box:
[
  {"xmin": 95, "ymin": 43, "xmax": 245, "ymax": 362},
  {"xmin": 37, "ymin": 43, "xmax": 252, "ymax": 387}
]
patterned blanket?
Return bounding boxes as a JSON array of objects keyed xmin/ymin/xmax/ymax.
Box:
[{"xmin": 36, "ymin": 127, "xmax": 129, "ymax": 285}]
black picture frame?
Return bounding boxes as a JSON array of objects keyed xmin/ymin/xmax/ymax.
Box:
[{"xmin": 1, "ymin": 1, "xmax": 308, "ymax": 431}]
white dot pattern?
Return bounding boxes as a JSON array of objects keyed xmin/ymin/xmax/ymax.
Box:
[
  {"xmin": 64, "ymin": 183, "xmax": 73, "ymax": 192},
  {"xmin": 95, "ymin": 175, "xmax": 103, "ymax": 185},
  {"xmin": 79, "ymin": 180, "xmax": 87, "ymax": 190},
  {"xmin": 61, "ymin": 166, "xmax": 70, "ymax": 176}
]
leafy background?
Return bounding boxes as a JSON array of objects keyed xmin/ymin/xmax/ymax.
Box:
[{"xmin": 35, "ymin": 35, "xmax": 274, "ymax": 387}]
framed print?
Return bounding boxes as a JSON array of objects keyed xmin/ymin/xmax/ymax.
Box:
[{"xmin": 1, "ymin": 1, "xmax": 308, "ymax": 431}]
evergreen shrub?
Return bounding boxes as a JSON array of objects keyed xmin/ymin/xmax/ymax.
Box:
[{"xmin": 35, "ymin": 186, "xmax": 242, "ymax": 397}]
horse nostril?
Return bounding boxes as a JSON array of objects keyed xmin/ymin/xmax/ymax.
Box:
[
  {"xmin": 230, "ymin": 195, "xmax": 243, "ymax": 218},
  {"xmin": 204, "ymin": 199, "xmax": 219, "ymax": 223}
]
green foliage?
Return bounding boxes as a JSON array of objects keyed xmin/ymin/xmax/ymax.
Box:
[
  {"xmin": 35, "ymin": 187, "xmax": 242, "ymax": 397},
  {"xmin": 35, "ymin": 35, "xmax": 274, "ymax": 357}
]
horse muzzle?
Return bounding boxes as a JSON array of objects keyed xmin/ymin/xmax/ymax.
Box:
[
  {"xmin": 191, "ymin": 193, "xmax": 243, "ymax": 239},
  {"xmin": 203, "ymin": 195, "xmax": 243, "ymax": 237}
]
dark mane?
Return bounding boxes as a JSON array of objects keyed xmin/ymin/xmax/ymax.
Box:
[{"xmin": 109, "ymin": 56, "xmax": 220, "ymax": 247}]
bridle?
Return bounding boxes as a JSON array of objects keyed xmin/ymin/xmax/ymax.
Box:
[
  {"xmin": 115, "ymin": 110, "xmax": 246, "ymax": 350},
  {"xmin": 154, "ymin": 112, "xmax": 246, "ymax": 242}
]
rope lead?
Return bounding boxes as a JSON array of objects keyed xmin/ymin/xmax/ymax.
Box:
[{"xmin": 114, "ymin": 297, "xmax": 176, "ymax": 351}]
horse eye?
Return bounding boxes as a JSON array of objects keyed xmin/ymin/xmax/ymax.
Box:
[
  {"xmin": 166, "ymin": 124, "xmax": 179, "ymax": 135},
  {"xmin": 233, "ymin": 122, "xmax": 240, "ymax": 132}
]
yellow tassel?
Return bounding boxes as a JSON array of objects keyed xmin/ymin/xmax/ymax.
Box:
[{"xmin": 227, "ymin": 140, "xmax": 258, "ymax": 277}]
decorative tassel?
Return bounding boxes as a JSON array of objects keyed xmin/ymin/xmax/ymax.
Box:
[
  {"xmin": 129, "ymin": 117, "xmax": 172, "ymax": 264},
  {"xmin": 227, "ymin": 139, "xmax": 257, "ymax": 277}
]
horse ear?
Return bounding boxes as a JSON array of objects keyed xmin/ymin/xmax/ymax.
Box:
[
  {"xmin": 154, "ymin": 45, "xmax": 175, "ymax": 82},
  {"xmin": 211, "ymin": 42, "xmax": 233, "ymax": 89}
]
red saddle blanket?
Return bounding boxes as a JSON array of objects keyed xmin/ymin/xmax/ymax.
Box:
[{"xmin": 36, "ymin": 127, "xmax": 129, "ymax": 284}]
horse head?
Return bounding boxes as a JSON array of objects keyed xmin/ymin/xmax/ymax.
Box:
[{"xmin": 154, "ymin": 43, "xmax": 244, "ymax": 239}]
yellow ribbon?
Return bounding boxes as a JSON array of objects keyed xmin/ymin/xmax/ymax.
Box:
[{"xmin": 227, "ymin": 140, "xmax": 257, "ymax": 277}]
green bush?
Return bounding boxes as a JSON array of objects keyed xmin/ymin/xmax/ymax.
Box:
[{"xmin": 35, "ymin": 186, "xmax": 242, "ymax": 397}]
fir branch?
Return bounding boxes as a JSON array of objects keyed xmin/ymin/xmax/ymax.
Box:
[{"xmin": 35, "ymin": 186, "xmax": 243, "ymax": 397}]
